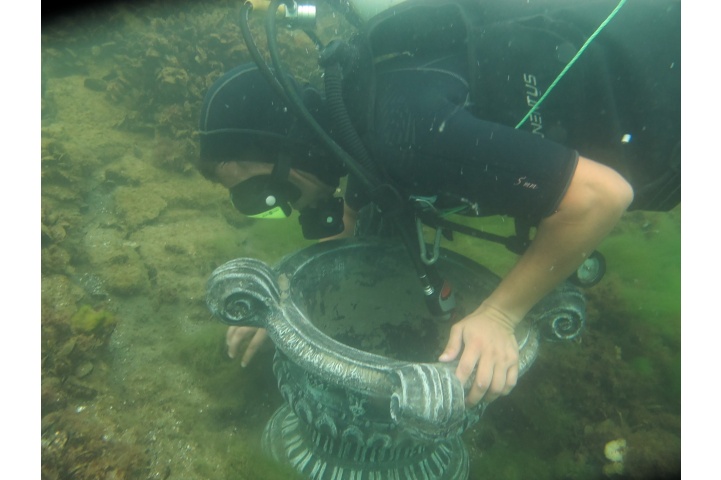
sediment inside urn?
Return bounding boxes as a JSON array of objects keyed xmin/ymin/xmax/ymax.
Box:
[{"xmin": 291, "ymin": 253, "xmax": 478, "ymax": 362}]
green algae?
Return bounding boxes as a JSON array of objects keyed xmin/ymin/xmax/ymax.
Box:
[
  {"xmin": 69, "ymin": 305, "xmax": 116, "ymax": 333},
  {"xmin": 168, "ymin": 324, "xmax": 303, "ymax": 479},
  {"xmin": 597, "ymin": 208, "xmax": 681, "ymax": 340},
  {"xmin": 470, "ymin": 442, "xmax": 596, "ymax": 480},
  {"xmin": 629, "ymin": 356, "xmax": 655, "ymax": 377},
  {"xmin": 430, "ymin": 214, "xmax": 519, "ymax": 276}
]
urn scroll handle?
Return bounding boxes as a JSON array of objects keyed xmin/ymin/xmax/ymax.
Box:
[{"xmin": 205, "ymin": 258, "xmax": 282, "ymax": 328}]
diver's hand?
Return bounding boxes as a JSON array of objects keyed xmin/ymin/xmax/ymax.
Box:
[
  {"xmin": 438, "ymin": 304, "xmax": 520, "ymax": 407},
  {"xmin": 226, "ymin": 326, "xmax": 268, "ymax": 367}
]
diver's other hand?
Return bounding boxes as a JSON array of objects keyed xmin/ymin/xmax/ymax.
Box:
[
  {"xmin": 438, "ymin": 304, "xmax": 519, "ymax": 407},
  {"xmin": 226, "ymin": 326, "xmax": 268, "ymax": 367}
]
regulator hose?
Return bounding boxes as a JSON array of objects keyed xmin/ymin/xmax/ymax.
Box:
[{"xmin": 264, "ymin": 0, "xmax": 379, "ymax": 192}]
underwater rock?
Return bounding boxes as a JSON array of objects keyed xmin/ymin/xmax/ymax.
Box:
[
  {"xmin": 129, "ymin": 215, "xmax": 250, "ymax": 303},
  {"xmin": 83, "ymin": 77, "xmax": 108, "ymax": 92},
  {"xmin": 77, "ymin": 273, "xmax": 109, "ymax": 299},
  {"xmin": 151, "ymin": 134, "xmax": 195, "ymax": 171},
  {"xmin": 64, "ymin": 377, "xmax": 99, "ymax": 400},
  {"xmin": 41, "ymin": 223, "xmax": 68, "ymax": 245},
  {"xmin": 82, "ymin": 223, "xmax": 150, "ymax": 296},
  {"xmin": 104, "ymin": 154, "xmax": 159, "ymax": 187},
  {"xmin": 114, "ymin": 184, "xmax": 168, "ymax": 229},
  {"xmin": 42, "ymin": 184, "xmax": 83, "ymax": 204},
  {"xmin": 56, "ymin": 337, "xmax": 78, "ymax": 358},
  {"xmin": 102, "ymin": 261, "xmax": 151, "ymax": 296},
  {"xmin": 156, "ymin": 66, "xmax": 190, "ymax": 101},
  {"xmin": 75, "ymin": 362, "xmax": 95, "ymax": 378},
  {"xmin": 42, "ymin": 274, "xmax": 86, "ymax": 319},
  {"xmin": 41, "ymin": 409, "xmax": 151, "ymax": 480},
  {"xmin": 42, "ymin": 245, "xmax": 73, "ymax": 274},
  {"xmin": 41, "ymin": 428, "xmax": 69, "ymax": 457},
  {"xmin": 41, "ymin": 377, "xmax": 68, "ymax": 415}
]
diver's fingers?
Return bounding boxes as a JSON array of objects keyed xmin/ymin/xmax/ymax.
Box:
[
  {"xmin": 502, "ymin": 364, "xmax": 519, "ymax": 396},
  {"xmin": 438, "ymin": 323, "xmax": 464, "ymax": 362},
  {"xmin": 226, "ymin": 326, "xmax": 257, "ymax": 359},
  {"xmin": 465, "ymin": 351, "xmax": 492, "ymax": 406},
  {"xmin": 240, "ymin": 329, "xmax": 269, "ymax": 367}
]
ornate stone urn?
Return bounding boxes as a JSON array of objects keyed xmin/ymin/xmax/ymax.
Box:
[{"xmin": 206, "ymin": 238, "xmax": 585, "ymax": 479}]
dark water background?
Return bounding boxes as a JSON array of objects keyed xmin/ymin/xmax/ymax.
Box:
[{"xmin": 40, "ymin": 1, "xmax": 680, "ymax": 478}]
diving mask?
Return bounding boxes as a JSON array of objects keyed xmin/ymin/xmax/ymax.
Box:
[
  {"xmin": 229, "ymin": 175, "xmax": 345, "ymax": 239},
  {"xmin": 229, "ymin": 175, "xmax": 301, "ymax": 219}
]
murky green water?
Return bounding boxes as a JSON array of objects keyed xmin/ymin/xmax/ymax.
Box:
[{"xmin": 41, "ymin": 1, "xmax": 680, "ymax": 479}]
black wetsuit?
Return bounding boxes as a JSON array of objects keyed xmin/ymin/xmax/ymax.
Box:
[{"xmin": 344, "ymin": 0, "xmax": 680, "ymax": 220}]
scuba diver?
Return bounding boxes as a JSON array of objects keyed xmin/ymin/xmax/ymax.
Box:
[{"xmin": 196, "ymin": 0, "xmax": 680, "ymax": 408}]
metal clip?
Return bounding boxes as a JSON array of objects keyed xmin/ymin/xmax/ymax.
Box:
[
  {"xmin": 416, "ymin": 217, "xmax": 442, "ymax": 265},
  {"xmin": 283, "ymin": 1, "xmax": 316, "ymax": 28}
]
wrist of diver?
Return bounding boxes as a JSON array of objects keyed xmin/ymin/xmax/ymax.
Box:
[{"xmin": 471, "ymin": 301, "xmax": 521, "ymax": 332}]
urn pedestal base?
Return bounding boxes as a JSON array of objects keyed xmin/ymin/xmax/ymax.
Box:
[{"xmin": 263, "ymin": 404, "xmax": 469, "ymax": 480}]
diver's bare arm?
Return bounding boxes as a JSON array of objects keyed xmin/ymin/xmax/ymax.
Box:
[
  {"xmin": 441, "ymin": 156, "xmax": 633, "ymax": 406},
  {"xmin": 481, "ymin": 155, "xmax": 633, "ymax": 322}
]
